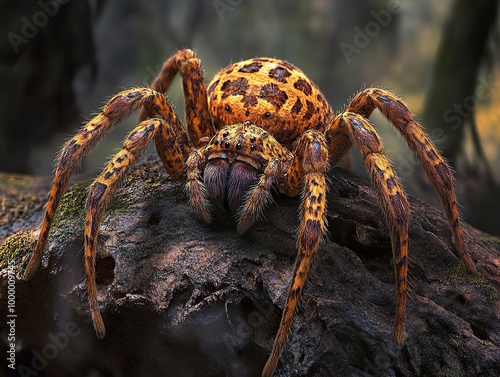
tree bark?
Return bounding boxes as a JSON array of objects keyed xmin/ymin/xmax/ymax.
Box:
[{"xmin": 1, "ymin": 155, "xmax": 499, "ymax": 377}]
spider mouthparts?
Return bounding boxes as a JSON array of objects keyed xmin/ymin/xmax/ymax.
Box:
[
  {"xmin": 227, "ymin": 162, "xmax": 257, "ymax": 215},
  {"xmin": 204, "ymin": 159, "xmax": 257, "ymax": 216},
  {"xmin": 205, "ymin": 159, "xmax": 229, "ymax": 212}
]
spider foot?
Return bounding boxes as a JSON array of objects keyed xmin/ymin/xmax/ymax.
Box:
[
  {"xmin": 24, "ymin": 247, "xmax": 42, "ymax": 280},
  {"xmin": 92, "ymin": 310, "xmax": 106, "ymax": 339}
]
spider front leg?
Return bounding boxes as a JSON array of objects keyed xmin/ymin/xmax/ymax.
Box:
[
  {"xmin": 85, "ymin": 110, "xmax": 193, "ymax": 337},
  {"xmin": 347, "ymin": 88, "xmax": 475, "ymax": 273},
  {"xmin": 185, "ymin": 149, "xmax": 211, "ymax": 224},
  {"xmin": 262, "ymin": 130, "xmax": 329, "ymax": 377},
  {"xmin": 24, "ymin": 85, "xmax": 193, "ymax": 338},
  {"xmin": 85, "ymin": 119, "xmax": 164, "ymax": 337},
  {"xmin": 24, "ymin": 88, "xmax": 170, "ymax": 281}
]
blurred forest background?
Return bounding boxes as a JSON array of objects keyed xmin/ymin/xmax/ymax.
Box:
[{"xmin": 0, "ymin": 0, "xmax": 499, "ymax": 235}]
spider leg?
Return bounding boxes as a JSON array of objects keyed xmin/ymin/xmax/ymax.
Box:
[
  {"xmin": 23, "ymin": 88, "xmax": 166, "ymax": 280},
  {"xmin": 262, "ymin": 130, "xmax": 329, "ymax": 377},
  {"xmin": 186, "ymin": 149, "xmax": 211, "ymax": 223},
  {"xmin": 139, "ymin": 49, "xmax": 215, "ymax": 145},
  {"xmin": 24, "ymin": 88, "xmax": 191, "ymax": 281},
  {"xmin": 347, "ymin": 88, "xmax": 476, "ymax": 273},
  {"xmin": 237, "ymin": 158, "xmax": 282, "ymax": 234},
  {"xmin": 336, "ymin": 112, "xmax": 410, "ymax": 348},
  {"xmin": 85, "ymin": 119, "xmax": 163, "ymax": 338}
]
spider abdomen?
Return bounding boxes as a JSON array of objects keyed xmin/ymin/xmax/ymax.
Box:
[{"xmin": 207, "ymin": 58, "xmax": 334, "ymax": 145}]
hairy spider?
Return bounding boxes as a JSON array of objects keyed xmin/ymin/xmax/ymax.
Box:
[{"xmin": 24, "ymin": 49, "xmax": 475, "ymax": 377}]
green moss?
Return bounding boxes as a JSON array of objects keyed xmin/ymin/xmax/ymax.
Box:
[
  {"xmin": 0, "ymin": 174, "xmax": 33, "ymax": 190},
  {"xmin": 478, "ymin": 338, "xmax": 493, "ymax": 347},
  {"xmin": 105, "ymin": 173, "xmax": 176, "ymax": 215},
  {"xmin": 47, "ymin": 177, "xmax": 155, "ymax": 235},
  {"xmin": 105, "ymin": 193, "xmax": 135, "ymax": 216},
  {"xmin": 53, "ymin": 182, "xmax": 88, "ymax": 222},
  {"xmin": 446, "ymin": 263, "xmax": 497, "ymax": 303},
  {"xmin": 0, "ymin": 232, "xmax": 36, "ymax": 269},
  {"xmin": 0, "ymin": 174, "xmax": 44, "ymax": 227},
  {"xmin": 49, "ymin": 182, "xmax": 88, "ymax": 242}
]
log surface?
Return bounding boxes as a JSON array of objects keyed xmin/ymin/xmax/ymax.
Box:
[{"xmin": 1, "ymin": 155, "xmax": 499, "ymax": 377}]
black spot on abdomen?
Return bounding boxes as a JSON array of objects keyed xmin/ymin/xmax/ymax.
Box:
[
  {"xmin": 221, "ymin": 77, "xmax": 250, "ymax": 99},
  {"xmin": 239, "ymin": 61, "xmax": 263, "ymax": 73},
  {"xmin": 269, "ymin": 66, "xmax": 291, "ymax": 83},
  {"xmin": 294, "ymin": 79, "xmax": 313, "ymax": 96},
  {"xmin": 259, "ymin": 83, "xmax": 288, "ymax": 110}
]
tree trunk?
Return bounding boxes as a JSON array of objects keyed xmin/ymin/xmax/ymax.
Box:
[
  {"xmin": 0, "ymin": 1, "xmax": 100, "ymax": 174},
  {"xmin": 420, "ymin": 0, "xmax": 500, "ymax": 235},
  {"xmin": 1, "ymin": 155, "xmax": 499, "ymax": 377},
  {"xmin": 422, "ymin": 0, "xmax": 498, "ymax": 162}
]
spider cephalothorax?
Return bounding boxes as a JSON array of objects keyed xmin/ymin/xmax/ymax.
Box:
[{"xmin": 24, "ymin": 49, "xmax": 475, "ymax": 377}]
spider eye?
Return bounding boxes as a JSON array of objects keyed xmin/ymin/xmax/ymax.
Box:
[
  {"xmin": 223, "ymin": 131, "xmax": 229, "ymax": 137},
  {"xmin": 250, "ymin": 136, "xmax": 256, "ymax": 143},
  {"xmin": 224, "ymin": 142, "xmax": 230, "ymax": 149},
  {"xmin": 263, "ymin": 112, "xmax": 271, "ymax": 118},
  {"xmin": 225, "ymin": 104, "xmax": 231, "ymax": 112},
  {"xmin": 236, "ymin": 143, "xmax": 242, "ymax": 150}
]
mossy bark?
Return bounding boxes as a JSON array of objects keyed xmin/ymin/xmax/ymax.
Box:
[{"xmin": 1, "ymin": 155, "xmax": 499, "ymax": 376}]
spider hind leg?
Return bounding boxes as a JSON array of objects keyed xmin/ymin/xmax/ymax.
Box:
[
  {"xmin": 347, "ymin": 88, "xmax": 476, "ymax": 273},
  {"xmin": 336, "ymin": 112, "xmax": 410, "ymax": 347}
]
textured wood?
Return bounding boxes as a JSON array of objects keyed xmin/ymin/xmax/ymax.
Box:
[{"xmin": 1, "ymin": 155, "xmax": 499, "ymax": 376}]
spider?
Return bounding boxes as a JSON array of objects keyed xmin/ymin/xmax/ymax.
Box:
[{"xmin": 24, "ymin": 49, "xmax": 476, "ymax": 377}]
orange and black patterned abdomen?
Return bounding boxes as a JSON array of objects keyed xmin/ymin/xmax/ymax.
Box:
[{"xmin": 207, "ymin": 58, "xmax": 333, "ymax": 145}]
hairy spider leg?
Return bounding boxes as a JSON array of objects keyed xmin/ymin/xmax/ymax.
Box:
[
  {"xmin": 186, "ymin": 149, "xmax": 212, "ymax": 223},
  {"xmin": 347, "ymin": 88, "xmax": 476, "ymax": 273},
  {"xmin": 24, "ymin": 88, "xmax": 167, "ymax": 281},
  {"xmin": 237, "ymin": 158, "xmax": 283, "ymax": 234},
  {"xmin": 262, "ymin": 130, "xmax": 329, "ymax": 377},
  {"xmin": 138, "ymin": 49, "xmax": 215, "ymax": 145},
  {"xmin": 85, "ymin": 119, "xmax": 165, "ymax": 338},
  {"xmin": 337, "ymin": 112, "xmax": 410, "ymax": 348}
]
